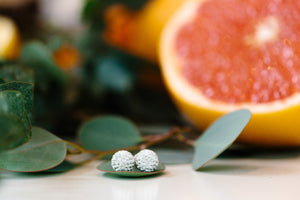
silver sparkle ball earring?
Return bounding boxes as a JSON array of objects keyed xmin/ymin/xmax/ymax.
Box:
[
  {"xmin": 134, "ymin": 149, "xmax": 159, "ymax": 172},
  {"xmin": 111, "ymin": 150, "xmax": 135, "ymax": 171}
]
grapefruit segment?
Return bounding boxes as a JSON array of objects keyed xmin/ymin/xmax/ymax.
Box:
[{"xmin": 160, "ymin": 0, "xmax": 300, "ymax": 146}]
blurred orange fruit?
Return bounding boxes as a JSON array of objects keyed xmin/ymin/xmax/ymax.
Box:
[
  {"xmin": 0, "ymin": 16, "xmax": 20, "ymax": 60},
  {"xmin": 160, "ymin": 0, "xmax": 300, "ymax": 146},
  {"xmin": 103, "ymin": 0, "xmax": 186, "ymax": 62},
  {"xmin": 53, "ymin": 44, "xmax": 81, "ymax": 71}
]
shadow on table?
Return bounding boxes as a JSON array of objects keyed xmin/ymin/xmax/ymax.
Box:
[
  {"xmin": 219, "ymin": 145, "xmax": 300, "ymax": 159},
  {"xmin": 198, "ymin": 161, "xmax": 297, "ymax": 176},
  {"xmin": 101, "ymin": 171, "xmax": 166, "ymax": 180},
  {"xmin": 199, "ymin": 163, "xmax": 258, "ymax": 174}
]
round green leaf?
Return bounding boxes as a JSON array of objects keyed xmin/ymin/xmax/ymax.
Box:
[
  {"xmin": 97, "ymin": 161, "xmax": 165, "ymax": 177},
  {"xmin": 97, "ymin": 58, "xmax": 133, "ymax": 92},
  {"xmin": 193, "ymin": 109, "xmax": 252, "ymax": 170},
  {"xmin": 0, "ymin": 114, "xmax": 29, "ymax": 151},
  {"xmin": 0, "ymin": 90, "xmax": 32, "ymax": 139},
  {"xmin": 0, "ymin": 82, "xmax": 34, "ymax": 113},
  {"xmin": 0, "ymin": 127, "xmax": 67, "ymax": 172},
  {"xmin": 0, "ymin": 90, "xmax": 31, "ymax": 150},
  {"xmin": 21, "ymin": 113, "xmax": 32, "ymax": 138},
  {"xmin": 78, "ymin": 116, "xmax": 143, "ymax": 151},
  {"xmin": 0, "ymin": 90, "xmax": 24, "ymax": 118}
]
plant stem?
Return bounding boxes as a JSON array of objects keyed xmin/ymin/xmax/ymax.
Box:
[
  {"xmin": 141, "ymin": 126, "xmax": 182, "ymax": 148},
  {"xmin": 64, "ymin": 126, "xmax": 194, "ymax": 165},
  {"xmin": 174, "ymin": 127, "xmax": 195, "ymax": 146}
]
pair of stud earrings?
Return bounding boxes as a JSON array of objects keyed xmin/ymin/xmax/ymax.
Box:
[{"xmin": 111, "ymin": 149, "xmax": 159, "ymax": 172}]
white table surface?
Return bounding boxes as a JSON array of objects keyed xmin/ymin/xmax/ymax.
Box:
[{"xmin": 2, "ymin": 152, "xmax": 300, "ymax": 200}]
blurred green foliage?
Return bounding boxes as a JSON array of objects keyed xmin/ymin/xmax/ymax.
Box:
[
  {"xmin": 82, "ymin": 0, "xmax": 149, "ymax": 27},
  {"xmin": 0, "ymin": 0, "xmax": 182, "ymax": 158}
]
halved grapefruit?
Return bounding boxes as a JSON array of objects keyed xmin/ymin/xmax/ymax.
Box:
[{"xmin": 160, "ymin": 0, "xmax": 300, "ymax": 146}]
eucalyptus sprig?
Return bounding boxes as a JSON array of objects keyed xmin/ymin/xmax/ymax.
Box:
[
  {"xmin": 65, "ymin": 122, "xmax": 191, "ymax": 165},
  {"xmin": 63, "ymin": 110, "xmax": 251, "ymax": 171},
  {"xmin": 0, "ymin": 43, "xmax": 252, "ymax": 176},
  {"xmin": 0, "ymin": 99, "xmax": 251, "ymax": 173}
]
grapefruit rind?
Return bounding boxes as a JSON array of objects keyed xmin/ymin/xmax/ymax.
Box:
[{"xmin": 159, "ymin": 0, "xmax": 300, "ymax": 146}]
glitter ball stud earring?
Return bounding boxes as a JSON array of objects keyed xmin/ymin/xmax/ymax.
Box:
[
  {"xmin": 111, "ymin": 150, "xmax": 135, "ymax": 171},
  {"xmin": 134, "ymin": 149, "xmax": 159, "ymax": 172}
]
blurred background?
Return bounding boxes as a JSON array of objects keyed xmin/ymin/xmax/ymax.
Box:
[
  {"xmin": 0, "ymin": 0, "xmax": 182, "ymax": 139},
  {"xmin": 0, "ymin": 0, "xmax": 83, "ymax": 31}
]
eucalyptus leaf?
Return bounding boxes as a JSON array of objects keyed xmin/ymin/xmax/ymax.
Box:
[
  {"xmin": 79, "ymin": 116, "xmax": 143, "ymax": 151},
  {"xmin": 0, "ymin": 127, "xmax": 67, "ymax": 172},
  {"xmin": 0, "ymin": 90, "xmax": 31, "ymax": 144},
  {"xmin": 97, "ymin": 57, "xmax": 134, "ymax": 92},
  {"xmin": 97, "ymin": 161, "xmax": 165, "ymax": 177},
  {"xmin": 0, "ymin": 65, "xmax": 34, "ymax": 83},
  {"xmin": 0, "ymin": 90, "xmax": 25, "ymax": 118},
  {"xmin": 21, "ymin": 113, "xmax": 32, "ymax": 138},
  {"xmin": 192, "ymin": 109, "xmax": 252, "ymax": 170},
  {"xmin": 20, "ymin": 42, "xmax": 68, "ymax": 88},
  {"xmin": 0, "ymin": 114, "xmax": 29, "ymax": 151},
  {"xmin": 0, "ymin": 82, "xmax": 34, "ymax": 113}
]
